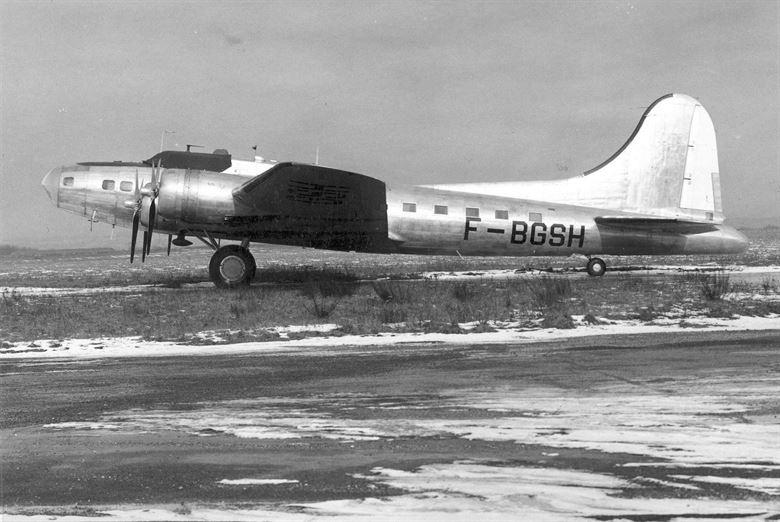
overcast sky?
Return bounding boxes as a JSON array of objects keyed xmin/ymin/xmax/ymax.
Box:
[{"xmin": 1, "ymin": 0, "xmax": 777, "ymax": 248}]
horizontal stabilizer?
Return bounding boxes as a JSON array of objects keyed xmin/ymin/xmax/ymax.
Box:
[{"xmin": 595, "ymin": 216, "xmax": 718, "ymax": 234}]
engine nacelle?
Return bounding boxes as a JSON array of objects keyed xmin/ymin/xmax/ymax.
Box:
[{"xmin": 157, "ymin": 169, "xmax": 246, "ymax": 225}]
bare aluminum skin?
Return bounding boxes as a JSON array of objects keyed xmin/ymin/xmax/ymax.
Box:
[{"xmin": 40, "ymin": 93, "xmax": 748, "ymax": 259}]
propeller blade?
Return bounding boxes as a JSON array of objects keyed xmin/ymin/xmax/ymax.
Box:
[
  {"xmin": 167, "ymin": 234, "xmax": 172, "ymax": 256},
  {"xmin": 130, "ymin": 211, "xmax": 140, "ymax": 263},
  {"xmin": 146, "ymin": 199, "xmax": 156, "ymax": 257},
  {"xmin": 141, "ymin": 230, "xmax": 148, "ymax": 262}
]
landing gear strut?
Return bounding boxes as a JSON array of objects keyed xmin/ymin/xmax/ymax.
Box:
[
  {"xmin": 586, "ymin": 257, "xmax": 607, "ymax": 277},
  {"xmin": 208, "ymin": 245, "xmax": 256, "ymax": 288}
]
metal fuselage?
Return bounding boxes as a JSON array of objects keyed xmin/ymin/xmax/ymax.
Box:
[{"xmin": 41, "ymin": 162, "xmax": 748, "ymax": 258}]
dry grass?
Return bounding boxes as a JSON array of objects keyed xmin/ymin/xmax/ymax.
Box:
[
  {"xmin": 697, "ymin": 272, "xmax": 731, "ymax": 301},
  {"xmin": 3, "ymin": 270, "xmax": 778, "ymax": 344}
]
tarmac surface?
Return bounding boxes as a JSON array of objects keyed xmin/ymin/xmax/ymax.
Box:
[{"xmin": 2, "ymin": 330, "xmax": 780, "ymax": 520}]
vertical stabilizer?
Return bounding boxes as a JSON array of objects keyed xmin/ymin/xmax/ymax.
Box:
[
  {"xmin": 583, "ymin": 93, "xmax": 723, "ymax": 222},
  {"xmin": 421, "ymin": 93, "xmax": 726, "ymax": 223}
]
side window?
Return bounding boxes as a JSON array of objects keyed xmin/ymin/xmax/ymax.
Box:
[
  {"xmin": 529, "ymin": 212, "xmax": 542, "ymax": 222},
  {"xmin": 466, "ymin": 207, "xmax": 480, "ymax": 218},
  {"xmin": 434, "ymin": 205, "xmax": 448, "ymax": 215},
  {"xmin": 63, "ymin": 177, "xmax": 74, "ymax": 187},
  {"xmin": 495, "ymin": 210, "xmax": 509, "ymax": 220},
  {"xmin": 102, "ymin": 180, "xmax": 115, "ymax": 190},
  {"xmin": 402, "ymin": 202, "xmax": 417, "ymax": 212},
  {"xmin": 120, "ymin": 181, "xmax": 133, "ymax": 192}
]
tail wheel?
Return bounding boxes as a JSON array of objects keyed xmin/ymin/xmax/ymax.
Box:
[
  {"xmin": 586, "ymin": 257, "xmax": 607, "ymax": 277},
  {"xmin": 209, "ymin": 245, "xmax": 256, "ymax": 288}
]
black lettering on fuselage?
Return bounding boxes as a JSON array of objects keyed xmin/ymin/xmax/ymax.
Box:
[
  {"xmin": 549, "ymin": 223, "xmax": 566, "ymax": 246},
  {"xmin": 464, "ymin": 217, "xmax": 481, "ymax": 240},
  {"xmin": 530, "ymin": 222, "xmax": 547, "ymax": 245},
  {"xmin": 510, "ymin": 221, "xmax": 527, "ymax": 244},
  {"xmin": 568, "ymin": 225, "xmax": 585, "ymax": 248},
  {"xmin": 468, "ymin": 219, "xmax": 585, "ymax": 249}
]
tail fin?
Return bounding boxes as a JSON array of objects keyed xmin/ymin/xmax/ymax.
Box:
[
  {"xmin": 583, "ymin": 93, "xmax": 723, "ymax": 222},
  {"xmin": 420, "ymin": 93, "xmax": 724, "ymax": 223}
]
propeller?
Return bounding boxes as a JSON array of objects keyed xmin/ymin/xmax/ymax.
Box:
[
  {"xmin": 127, "ymin": 160, "xmax": 163, "ymax": 263},
  {"xmin": 141, "ymin": 159, "xmax": 161, "ymax": 259},
  {"xmin": 129, "ymin": 169, "xmax": 141, "ymax": 263}
]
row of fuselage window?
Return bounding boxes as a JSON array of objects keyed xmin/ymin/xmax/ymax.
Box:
[
  {"xmin": 62, "ymin": 177, "xmax": 543, "ymax": 222},
  {"xmin": 61, "ymin": 176, "xmax": 134, "ymax": 193},
  {"xmin": 403, "ymin": 202, "xmax": 542, "ymax": 222}
]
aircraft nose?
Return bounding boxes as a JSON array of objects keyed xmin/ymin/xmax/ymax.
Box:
[{"xmin": 41, "ymin": 166, "xmax": 61, "ymax": 203}]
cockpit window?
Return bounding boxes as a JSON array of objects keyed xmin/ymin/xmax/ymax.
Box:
[
  {"xmin": 63, "ymin": 177, "xmax": 74, "ymax": 187},
  {"xmin": 120, "ymin": 181, "xmax": 133, "ymax": 192},
  {"xmin": 102, "ymin": 180, "xmax": 115, "ymax": 190}
]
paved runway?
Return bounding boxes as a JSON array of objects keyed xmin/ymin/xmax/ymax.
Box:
[{"xmin": 2, "ymin": 330, "xmax": 779, "ymax": 520}]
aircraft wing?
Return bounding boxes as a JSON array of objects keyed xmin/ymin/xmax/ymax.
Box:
[{"xmin": 230, "ymin": 162, "xmax": 391, "ymax": 251}]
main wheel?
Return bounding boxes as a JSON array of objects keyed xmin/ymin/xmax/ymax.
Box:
[
  {"xmin": 586, "ymin": 257, "xmax": 607, "ymax": 277},
  {"xmin": 209, "ymin": 245, "xmax": 256, "ymax": 288}
]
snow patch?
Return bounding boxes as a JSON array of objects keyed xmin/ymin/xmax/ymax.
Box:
[
  {"xmin": 218, "ymin": 478, "xmax": 298, "ymax": 485},
  {"xmin": 2, "ymin": 315, "xmax": 779, "ymax": 360},
  {"xmin": 327, "ymin": 463, "xmax": 772, "ymax": 520},
  {"xmin": 671, "ymin": 475, "xmax": 780, "ymax": 495}
]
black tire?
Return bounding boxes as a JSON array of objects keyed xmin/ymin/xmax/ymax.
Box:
[
  {"xmin": 586, "ymin": 257, "xmax": 607, "ymax": 277},
  {"xmin": 209, "ymin": 245, "xmax": 256, "ymax": 288}
]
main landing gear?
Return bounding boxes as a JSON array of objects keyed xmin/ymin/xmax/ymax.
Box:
[
  {"xmin": 586, "ymin": 257, "xmax": 607, "ymax": 277},
  {"xmin": 209, "ymin": 245, "xmax": 256, "ymax": 288},
  {"xmin": 185, "ymin": 232, "xmax": 256, "ymax": 288}
]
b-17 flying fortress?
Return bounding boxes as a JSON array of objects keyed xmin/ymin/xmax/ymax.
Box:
[{"xmin": 41, "ymin": 93, "xmax": 747, "ymax": 287}]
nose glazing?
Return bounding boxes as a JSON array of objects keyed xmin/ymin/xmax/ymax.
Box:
[{"xmin": 41, "ymin": 166, "xmax": 62, "ymax": 203}]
